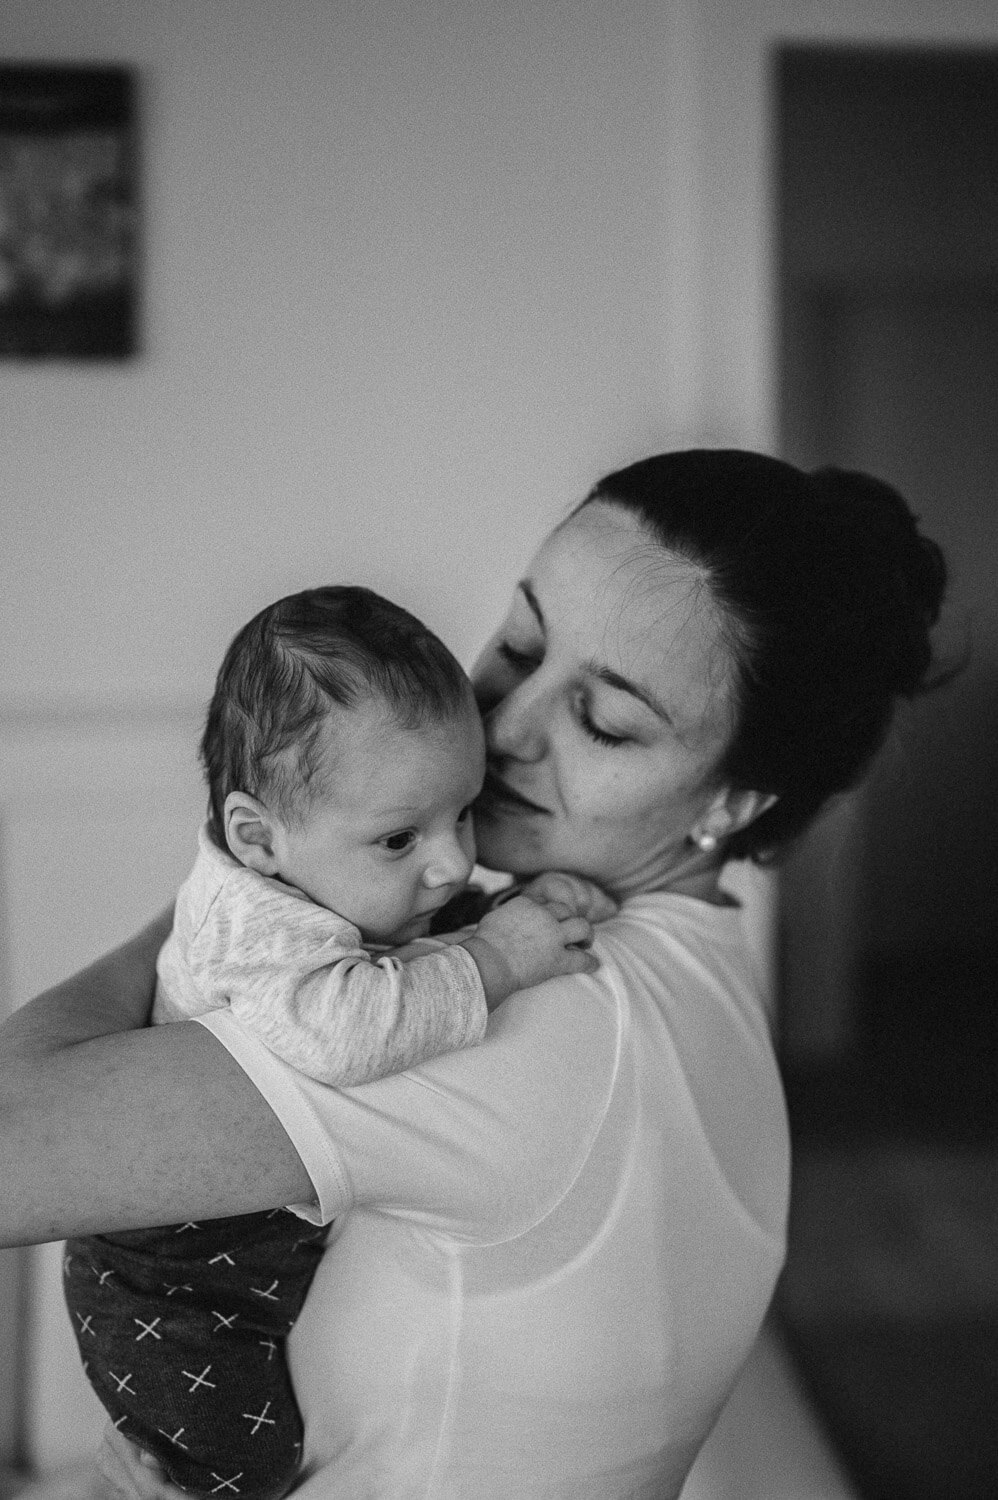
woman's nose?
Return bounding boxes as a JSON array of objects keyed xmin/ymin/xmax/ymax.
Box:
[
  {"xmin": 483, "ymin": 677, "xmax": 548, "ymax": 761},
  {"xmin": 423, "ymin": 834, "xmax": 475, "ymax": 890}
]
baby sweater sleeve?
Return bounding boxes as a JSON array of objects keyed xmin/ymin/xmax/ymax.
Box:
[{"xmin": 175, "ymin": 864, "xmax": 488, "ymax": 1087}]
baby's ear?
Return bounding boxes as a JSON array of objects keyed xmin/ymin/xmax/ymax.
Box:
[{"xmin": 224, "ymin": 791, "xmax": 280, "ymax": 875}]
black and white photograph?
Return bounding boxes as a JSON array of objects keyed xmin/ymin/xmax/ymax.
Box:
[{"xmin": 0, "ymin": 8, "xmax": 994, "ymax": 1500}]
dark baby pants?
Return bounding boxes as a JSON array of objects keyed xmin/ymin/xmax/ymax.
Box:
[{"xmin": 64, "ymin": 1211, "xmax": 328, "ymax": 1500}]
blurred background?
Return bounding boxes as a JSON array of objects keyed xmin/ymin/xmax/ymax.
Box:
[{"xmin": 1, "ymin": 3, "xmax": 995, "ymax": 1498}]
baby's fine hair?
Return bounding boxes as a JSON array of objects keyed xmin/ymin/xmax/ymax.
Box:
[{"xmin": 200, "ymin": 585, "xmax": 472, "ymax": 846}]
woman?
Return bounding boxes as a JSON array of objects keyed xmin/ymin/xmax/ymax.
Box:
[{"xmin": 0, "ymin": 450, "xmax": 946, "ymax": 1499}]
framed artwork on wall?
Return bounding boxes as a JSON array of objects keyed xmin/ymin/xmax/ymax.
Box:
[{"xmin": 0, "ymin": 63, "xmax": 139, "ymax": 358}]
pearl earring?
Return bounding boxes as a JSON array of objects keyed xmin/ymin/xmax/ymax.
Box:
[{"xmin": 694, "ymin": 831, "xmax": 719, "ymax": 852}]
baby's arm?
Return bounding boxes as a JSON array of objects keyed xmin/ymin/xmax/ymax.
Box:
[
  {"xmin": 212, "ymin": 903, "xmax": 490, "ymax": 1087},
  {"xmin": 196, "ymin": 871, "xmax": 610, "ymax": 1087},
  {"xmin": 225, "ymin": 906, "xmax": 596, "ymax": 1083}
]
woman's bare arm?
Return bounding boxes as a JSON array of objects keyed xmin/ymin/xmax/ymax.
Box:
[{"xmin": 0, "ymin": 915, "xmax": 314, "ymax": 1248}]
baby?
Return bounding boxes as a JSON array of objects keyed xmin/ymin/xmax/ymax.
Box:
[{"xmin": 63, "ymin": 585, "xmax": 607, "ymax": 1500}]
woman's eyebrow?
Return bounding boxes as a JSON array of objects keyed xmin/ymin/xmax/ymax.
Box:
[{"xmin": 519, "ymin": 580, "xmax": 674, "ymax": 726}]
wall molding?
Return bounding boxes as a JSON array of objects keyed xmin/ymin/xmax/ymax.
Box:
[{"xmin": 0, "ymin": 700, "xmax": 206, "ymax": 811}]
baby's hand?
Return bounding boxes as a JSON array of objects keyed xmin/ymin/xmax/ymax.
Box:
[
  {"xmin": 515, "ymin": 871, "xmax": 618, "ymax": 924},
  {"xmin": 463, "ymin": 894, "xmax": 598, "ymax": 1009}
]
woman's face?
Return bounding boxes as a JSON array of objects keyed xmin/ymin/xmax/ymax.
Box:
[{"xmin": 472, "ymin": 501, "xmax": 740, "ymax": 898}]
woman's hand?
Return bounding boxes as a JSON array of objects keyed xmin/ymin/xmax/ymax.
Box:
[{"xmin": 86, "ymin": 1424, "xmax": 186, "ymax": 1500}]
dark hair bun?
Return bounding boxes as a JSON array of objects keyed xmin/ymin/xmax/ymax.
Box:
[{"xmin": 811, "ymin": 467, "xmax": 947, "ymax": 699}]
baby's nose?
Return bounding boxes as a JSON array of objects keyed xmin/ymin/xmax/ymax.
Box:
[{"xmin": 423, "ymin": 836, "xmax": 474, "ymax": 888}]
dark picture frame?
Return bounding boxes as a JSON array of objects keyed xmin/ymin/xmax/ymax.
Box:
[{"xmin": 0, "ymin": 63, "xmax": 139, "ymax": 358}]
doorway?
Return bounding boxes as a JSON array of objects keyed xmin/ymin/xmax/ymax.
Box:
[
  {"xmin": 774, "ymin": 46, "xmax": 998, "ymax": 1500},
  {"xmin": 777, "ymin": 46, "xmax": 998, "ymax": 1096}
]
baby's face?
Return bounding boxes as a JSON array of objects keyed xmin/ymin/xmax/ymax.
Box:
[{"xmin": 270, "ymin": 696, "xmax": 485, "ymax": 944}]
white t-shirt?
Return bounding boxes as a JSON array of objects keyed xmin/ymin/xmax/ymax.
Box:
[{"xmin": 196, "ymin": 885, "xmax": 790, "ymax": 1500}]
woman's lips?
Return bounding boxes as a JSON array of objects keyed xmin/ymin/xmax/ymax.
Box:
[{"xmin": 479, "ymin": 770, "xmax": 548, "ymax": 815}]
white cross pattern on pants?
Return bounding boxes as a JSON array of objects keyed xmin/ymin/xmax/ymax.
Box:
[
  {"xmin": 242, "ymin": 1401, "xmax": 277, "ymax": 1436},
  {"xmin": 158, "ymin": 1427, "xmax": 190, "ymax": 1451}
]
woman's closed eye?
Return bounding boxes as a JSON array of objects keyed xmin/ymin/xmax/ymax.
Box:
[
  {"xmin": 497, "ymin": 637, "xmax": 630, "ymax": 747},
  {"xmin": 578, "ymin": 701, "xmax": 629, "ymax": 748},
  {"xmin": 498, "ymin": 640, "xmax": 540, "ymax": 671}
]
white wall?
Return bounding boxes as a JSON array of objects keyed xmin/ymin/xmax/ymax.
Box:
[{"xmin": 0, "ymin": 0, "xmax": 701, "ymax": 710}]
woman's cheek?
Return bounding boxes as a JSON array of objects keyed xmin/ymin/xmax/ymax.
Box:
[{"xmin": 576, "ymin": 762, "xmax": 628, "ymax": 824}]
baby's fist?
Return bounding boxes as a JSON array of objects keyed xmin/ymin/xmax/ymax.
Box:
[
  {"xmin": 466, "ymin": 894, "xmax": 598, "ymax": 1008},
  {"xmin": 517, "ymin": 871, "xmax": 618, "ymax": 923}
]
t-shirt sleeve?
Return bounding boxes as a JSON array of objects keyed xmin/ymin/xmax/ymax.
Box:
[{"xmin": 193, "ymin": 971, "xmax": 620, "ymax": 1242}]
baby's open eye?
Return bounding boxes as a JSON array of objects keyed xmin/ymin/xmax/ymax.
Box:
[{"xmin": 380, "ymin": 830, "xmax": 416, "ymax": 853}]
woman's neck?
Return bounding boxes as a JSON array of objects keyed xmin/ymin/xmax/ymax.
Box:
[
  {"xmin": 647, "ymin": 862, "xmax": 730, "ymax": 906},
  {"xmin": 623, "ymin": 841, "xmax": 731, "ymax": 907}
]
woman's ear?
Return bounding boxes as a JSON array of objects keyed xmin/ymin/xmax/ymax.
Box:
[
  {"xmin": 691, "ymin": 787, "xmax": 778, "ymax": 851},
  {"xmin": 224, "ymin": 791, "xmax": 282, "ymax": 876}
]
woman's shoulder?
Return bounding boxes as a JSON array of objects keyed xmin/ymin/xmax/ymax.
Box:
[
  {"xmin": 605, "ymin": 864, "xmax": 773, "ymax": 1009},
  {"xmin": 598, "ymin": 886, "xmax": 753, "ymax": 987},
  {"xmin": 599, "ymin": 875, "xmax": 788, "ymax": 1242}
]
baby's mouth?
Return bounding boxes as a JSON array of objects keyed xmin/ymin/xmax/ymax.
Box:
[{"xmin": 396, "ymin": 910, "xmax": 435, "ymax": 941}]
